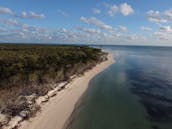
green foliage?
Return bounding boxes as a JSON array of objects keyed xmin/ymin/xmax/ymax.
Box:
[{"xmin": 0, "ymin": 44, "xmax": 105, "ymax": 89}]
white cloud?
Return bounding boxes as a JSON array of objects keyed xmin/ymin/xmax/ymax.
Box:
[
  {"xmin": 78, "ymin": 27, "xmax": 101, "ymax": 34},
  {"xmin": 80, "ymin": 16, "xmax": 114, "ymax": 31},
  {"xmin": 119, "ymin": 25, "xmax": 128, "ymax": 32},
  {"xmin": 140, "ymin": 26, "xmax": 152, "ymax": 31},
  {"xmin": 155, "ymin": 26, "xmax": 172, "ymax": 40},
  {"xmin": 0, "ymin": 6, "xmax": 45, "ymax": 19},
  {"xmin": 108, "ymin": 5, "xmax": 118, "ymax": 16},
  {"xmin": 0, "ymin": 18, "xmax": 47, "ymax": 32},
  {"xmin": 106, "ymin": 3, "xmax": 134, "ymax": 17},
  {"xmin": 159, "ymin": 26, "xmax": 172, "ymax": 33},
  {"xmin": 0, "ymin": 18, "xmax": 144, "ymax": 44},
  {"xmin": 77, "ymin": 27, "xmax": 111, "ymax": 42},
  {"xmin": 92, "ymin": 8, "xmax": 101, "ymax": 14},
  {"xmin": 0, "ymin": 7, "xmax": 13, "ymax": 15},
  {"xmin": 146, "ymin": 10, "xmax": 167, "ymax": 23},
  {"xmin": 147, "ymin": 9, "xmax": 172, "ymax": 24},
  {"xmin": 0, "ymin": 18, "xmax": 49, "ymax": 43},
  {"xmin": 0, "ymin": 18, "xmax": 22, "ymax": 27},
  {"xmin": 154, "ymin": 32, "xmax": 171, "ymax": 40},
  {"xmin": 25, "ymin": 11, "xmax": 45, "ymax": 19},
  {"xmin": 120, "ymin": 3, "xmax": 134, "ymax": 16},
  {"xmin": 18, "ymin": 11, "xmax": 45, "ymax": 19},
  {"xmin": 164, "ymin": 9, "xmax": 172, "ymax": 21}
]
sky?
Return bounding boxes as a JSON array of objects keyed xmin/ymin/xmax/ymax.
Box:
[{"xmin": 1, "ymin": 0, "xmax": 172, "ymax": 46}]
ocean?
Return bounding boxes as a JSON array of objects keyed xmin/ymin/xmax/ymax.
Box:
[{"xmin": 65, "ymin": 46, "xmax": 172, "ymax": 129}]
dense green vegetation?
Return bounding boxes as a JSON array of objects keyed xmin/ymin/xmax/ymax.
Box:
[
  {"xmin": 0, "ymin": 44, "xmax": 107, "ymax": 113},
  {"xmin": 0, "ymin": 44, "xmax": 106, "ymax": 89}
]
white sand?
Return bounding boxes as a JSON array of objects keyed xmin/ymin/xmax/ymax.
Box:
[{"xmin": 19, "ymin": 54, "xmax": 114, "ymax": 129}]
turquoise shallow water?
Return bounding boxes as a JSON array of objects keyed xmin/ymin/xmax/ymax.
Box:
[{"xmin": 66, "ymin": 46, "xmax": 172, "ymax": 129}]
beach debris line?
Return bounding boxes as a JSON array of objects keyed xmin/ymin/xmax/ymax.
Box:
[{"xmin": 0, "ymin": 81, "xmax": 69, "ymax": 129}]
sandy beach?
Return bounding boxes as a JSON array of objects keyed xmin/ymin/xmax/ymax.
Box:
[{"xmin": 18, "ymin": 53, "xmax": 114, "ymax": 129}]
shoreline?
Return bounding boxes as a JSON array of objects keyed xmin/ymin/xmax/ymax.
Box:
[{"xmin": 18, "ymin": 53, "xmax": 114, "ymax": 129}]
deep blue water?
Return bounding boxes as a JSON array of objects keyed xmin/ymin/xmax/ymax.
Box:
[{"xmin": 66, "ymin": 46, "xmax": 172, "ymax": 129}]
